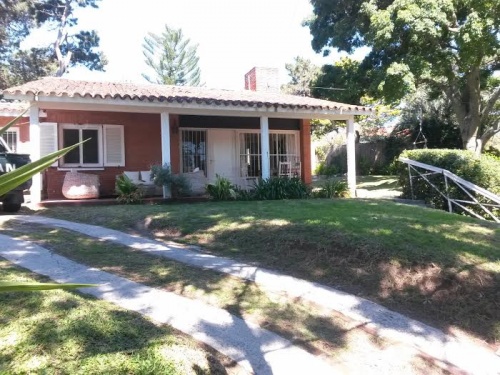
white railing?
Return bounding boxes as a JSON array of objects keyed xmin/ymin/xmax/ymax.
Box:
[{"xmin": 399, "ymin": 157, "xmax": 500, "ymax": 223}]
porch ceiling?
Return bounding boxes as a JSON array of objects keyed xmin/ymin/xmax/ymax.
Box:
[{"xmin": 3, "ymin": 77, "xmax": 373, "ymax": 120}]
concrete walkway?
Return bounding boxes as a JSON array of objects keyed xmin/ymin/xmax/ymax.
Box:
[
  {"xmin": 0, "ymin": 233, "xmax": 334, "ymax": 375},
  {"xmin": 1, "ymin": 215, "xmax": 499, "ymax": 375}
]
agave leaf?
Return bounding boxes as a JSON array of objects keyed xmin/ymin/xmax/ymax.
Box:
[
  {"xmin": 0, "ymin": 281, "xmax": 96, "ymax": 292},
  {"xmin": 0, "ymin": 141, "xmax": 84, "ymax": 197},
  {"xmin": 0, "ymin": 108, "xmax": 29, "ymax": 137}
]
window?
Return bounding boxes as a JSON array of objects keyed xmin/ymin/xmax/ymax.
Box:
[
  {"xmin": 181, "ymin": 130, "xmax": 206, "ymax": 175},
  {"xmin": 269, "ymin": 133, "xmax": 297, "ymax": 173},
  {"xmin": 239, "ymin": 132, "xmax": 298, "ymax": 177},
  {"xmin": 59, "ymin": 124, "xmax": 124, "ymax": 168},
  {"xmin": 1, "ymin": 128, "xmax": 19, "ymax": 152},
  {"xmin": 239, "ymin": 133, "xmax": 261, "ymax": 177}
]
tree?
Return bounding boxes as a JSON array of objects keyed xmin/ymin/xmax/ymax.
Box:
[
  {"xmin": 0, "ymin": 0, "xmax": 106, "ymax": 89},
  {"xmin": 312, "ymin": 57, "xmax": 370, "ymax": 105},
  {"xmin": 281, "ymin": 56, "xmax": 320, "ymax": 96},
  {"xmin": 306, "ymin": 0, "xmax": 500, "ymax": 153},
  {"xmin": 33, "ymin": 0, "xmax": 106, "ymax": 77},
  {"xmin": 142, "ymin": 25, "xmax": 201, "ymax": 86}
]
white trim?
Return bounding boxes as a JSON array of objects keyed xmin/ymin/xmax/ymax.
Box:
[
  {"xmin": 346, "ymin": 117, "xmax": 356, "ymax": 196},
  {"xmin": 103, "ymin": 124, "xmax": 125, "ymax": 166},
  {"xmin": 57, "ymin": 168, "xmax": 105, "ymax": 172},
  {"xmin": 29, "ymin": 105, "xmax": 42, "ymax": 204},
  {"xmin": 59, "ymin": 123, "xmax": 102, "ymax": 168},
  {"xmin": 0, "ymin": 127, "xmax": 19, "ymax": 152},
  {"xmin": 160, "ymin": 112, "xmax": 171, "ymax": 198},
  {"xmin": 39, "ymin": 122, "xmax": 58, "ymax": 166},
  {"xmin": 260, "ymin": 117, "xmax": 270, "ymax": 179},
  {"xmin": 8, "ymin": 97, "xmax": 373, "ymax": 118}
]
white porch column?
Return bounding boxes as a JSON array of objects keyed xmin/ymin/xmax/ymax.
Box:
[
  {"xmin": 346, "ymin": 116, "xmax": 356, "ymax": 197},
  {"xmin": 160, "ymin": 112, "xmax": 171, "ymax": 198},
  {"xmin": 260, "ymin": 116, "xmax": 270, "ymax": 179},
  {"xmin": 29, "ymin": 104, "xmax": 42, "ymax": 204}
]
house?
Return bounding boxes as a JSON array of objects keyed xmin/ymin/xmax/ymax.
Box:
[
  {"xmin": 1, "ymin": 68, "xmax": 372, "ymax": 203},
  {"xmin": 0, "ymin": 102, "xmax": 30, "ymax": 154}
]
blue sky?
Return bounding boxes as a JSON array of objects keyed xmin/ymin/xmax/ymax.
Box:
[{"xmin": 27, "ymin": 0, "xmax": 367, "ymax": 90}]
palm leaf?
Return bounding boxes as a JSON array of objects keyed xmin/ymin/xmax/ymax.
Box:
[
  {"xmin": 0, "ymin": 281, "xmax": 96, "ymax": 292},
  {"xmin": 0, "ymin": 142, "xmax": 83, "ymax": 197},
  {"xmin": 0, "ymin": 108, "xmax": 28, "ymax": 137}
]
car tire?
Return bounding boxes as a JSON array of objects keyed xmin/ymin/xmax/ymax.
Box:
[{"xmin": 2, "ymin": 202, "xmax": 21, "ymax": 213}]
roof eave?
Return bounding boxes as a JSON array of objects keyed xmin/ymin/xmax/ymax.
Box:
[{"xmin": 3, "ymin": 93, "xmax": 373, "ymax": 119}]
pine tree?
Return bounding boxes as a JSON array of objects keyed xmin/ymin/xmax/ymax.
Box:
[{"xmin": 142, "ymin": 25, "xmax": 201, "ymax": 86}]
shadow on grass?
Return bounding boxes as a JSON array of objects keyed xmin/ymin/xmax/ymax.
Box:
[
  {"xmin": 22, "ymin": 200, "xmax": 500, "ymax": 343},
  {"xmin": 139, "ymin": 200, "xmax": 499, "ymax": 343},
  {"xmin": 0, "ymin": 261, "xmax": 229, "ymax": 375}
]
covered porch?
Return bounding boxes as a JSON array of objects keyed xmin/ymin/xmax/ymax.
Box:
[{"xmin": 3, "ymin": 78, "xmax": 370, "ymax": 203}]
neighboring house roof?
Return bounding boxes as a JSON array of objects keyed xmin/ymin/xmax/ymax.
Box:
[
  {"xmin": 2, "ymin": 77, "xmax": 372, "ymax": 118},
  {"xmin": 0, "ymin": 101, "xmax": 29, "ymax": 117}
]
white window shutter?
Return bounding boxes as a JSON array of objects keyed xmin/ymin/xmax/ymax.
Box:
[
  {"xmin": 40, "ymin": 122, "xmax": 58, "ymax": 166},
  {"xmin": 103, "ymin": 125, "xmax": 125, "ymax": 166}
]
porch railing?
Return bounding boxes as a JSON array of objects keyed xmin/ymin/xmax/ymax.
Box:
[{"xmin": 399, "ymin": 157, "xmax": 500, "ymax": 223}]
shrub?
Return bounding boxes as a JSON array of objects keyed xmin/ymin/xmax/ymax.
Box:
[
  {"xmin": 314, "ymin": 161, "xmax": 340, "ymax": 176},
  {"xmin": 314, "ymin": 180, "xmax": 350, "ymax": 198},
  {"xmin": 252, "ymin": 177, "xmax": 310, "ymax": 200},
  {"xmin": 206, "ymin": 175, "xmax": 237, "ymax": 200},
  {"xmin": 150, "ymin": 164, "xmax": 191, "ymax": 198},
  {"xmin": 397, "ymin": 149, "xmax": 500, "ymax": 219},
  {"xmin": 115, "ymin": 174, "xmax": 143, "ymax": 204}
]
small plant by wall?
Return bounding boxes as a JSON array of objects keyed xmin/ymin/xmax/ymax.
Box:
[
  {"xmin": 252, "ymin": 177, "xmax": 310, "ymax": 200},
  {"xmin": 115, "ymin": 174, "xmax": 144, "ymax": 204},
  {"xmin": 150, "ymin": 164, "xmax": 191, "ymax": 198},
  {"xmin": 313, "ymin": 180, "xmax": 350, "ymax": 198},
  {"xmin": 206, "ymin": 175, "xmax": 237, "ymax": 200}
]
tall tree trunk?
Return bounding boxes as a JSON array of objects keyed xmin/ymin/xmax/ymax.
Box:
[
  {"xmin": 54, "ymin": 0, "xmax": 72, "ymax": 77},
  {"xmin": 452, "ymin": 68, "xmax": 482, "ymax": 154}
]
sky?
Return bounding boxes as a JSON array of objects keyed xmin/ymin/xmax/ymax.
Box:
[{"xmin": 26, "ymin": 0, "xmax": 367, "ymax": 90}]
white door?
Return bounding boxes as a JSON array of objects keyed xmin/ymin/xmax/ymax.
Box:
[{"xmin": 208, "ymin": 129, "xmax": 236, "ymax": 182}]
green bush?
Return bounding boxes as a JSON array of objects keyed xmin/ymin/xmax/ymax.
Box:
[
  {"xmin": 150, "ymin": 164, "xmax": 191, "ymax": 198},
  {"xmin": 314, "ymin": 180, "xmax": 350, "ymax": 198},
  {"xmin": 252, "ymin": 177, "xmax": 310, "ymax": 200},
  {"xmin": 206, "ymin": 175, "xmax": 237, "ymax": 200},
  {"xmin": 314, "ymin": 161, "xmax": 340, "ymax": 176},
  {"xmin": 397, "ymin": 149, "xmax": 500, "ymax": 218},
  {"xmin": 115, "ymin": 174, "xmax": 143, "ymax": 204}
]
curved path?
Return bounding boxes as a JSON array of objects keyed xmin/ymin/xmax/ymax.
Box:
[
  {"xmin": 0, "ymin": 233, "xmax": 334, "ymax": 375},
  {"xmin": 1, "ymin": 215, "xmax": 499, "ymax": 375}
]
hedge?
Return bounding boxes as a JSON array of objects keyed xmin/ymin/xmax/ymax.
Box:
[{"xmin": 397, "ymin": 149, "xmax": 500, "ymax": 219}]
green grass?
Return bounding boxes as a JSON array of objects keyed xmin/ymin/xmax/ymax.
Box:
[
  {"xmin": 0, "ymin": 260, "xmax": 236, "ymax": 375},
  {"xmin": 0, "ymin": 222, "xmax": 381, "ymax": 366},
  {"xmin": 355, "ymin": 175, "xmax": 401, "ymax": 191},
  {"xmin": 31, "ymin": 199, "xmax": 500, "ymax": 344},
  {"xmin": 313, "ymin": 175, "xmax": 401, "ymax": 192}
]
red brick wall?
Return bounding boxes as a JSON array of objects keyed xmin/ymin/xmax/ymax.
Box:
[
  {"xmin": 44, "ymin": 110, "xmax": 162, "ymax": 199},
  {"xmin": 244, "ymin": 68, "xmax": 257, "ymax": 91},
  {"xmin": 300, "ymin": 119, "xmax": 312, "ymax": 184},
  {"xmin": 0, "ymin": 116, "xmax": 30, "ymax": 147}
]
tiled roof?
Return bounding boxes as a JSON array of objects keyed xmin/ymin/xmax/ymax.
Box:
[
  {"xmin": 0, "ymin": 101, "xmax": 29, "ymax": 116},
  {"xmin": 2, "ymin": 77, "xmax": 372, "ymax": 114}
]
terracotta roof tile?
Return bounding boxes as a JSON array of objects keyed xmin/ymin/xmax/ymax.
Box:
[
  {"xmin": 2, "ymin": 77, "xmax": 373, "ymax": 114},
  {"xmin": 0, "ymin": 101, "xmax": 29, "ymax": 116}
]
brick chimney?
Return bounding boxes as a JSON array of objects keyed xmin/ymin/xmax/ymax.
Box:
[{"xmin": 244, "ymin": 67, "xmax": 279, "ymax": 93}]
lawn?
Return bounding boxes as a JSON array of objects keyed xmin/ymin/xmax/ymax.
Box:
[
  {"xmin": 28, "ymin": 199, "xmax": 499, "ymax": 345},
  {"xmin": 0, "ymin": 261, "xmax": 238, "ymax": 375}
]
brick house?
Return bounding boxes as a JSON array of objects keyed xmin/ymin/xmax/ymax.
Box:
[{"xmin": 1, "ymin": 69, "xmax": 371, "ymax": 203}]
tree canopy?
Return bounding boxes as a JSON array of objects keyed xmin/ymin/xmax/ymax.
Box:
[
  {"xmin": 142, "ymin": 25, "xmax": 201, "ymax": 86},
  {"xmin": 306, "ymin": 0, "xmax": 500, "ymax": 153},
  {"xmin": 0, "ymin": 0, "xmax": 106, "ymax": 90},
  {"xmin": 281, "ymin": 56, "xmax": 320, "ymax": 96}
]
